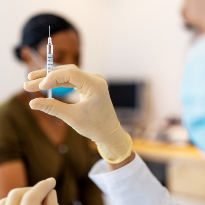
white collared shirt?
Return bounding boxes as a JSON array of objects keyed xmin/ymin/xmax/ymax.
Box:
[{"xmin": 89, "ymin": 153, "xmax": 177, "ymax": 205}]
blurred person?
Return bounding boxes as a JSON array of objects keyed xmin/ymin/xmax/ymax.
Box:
[
  {"xmin": 182, "ymin": 0, "xmax": 205, "ymax": 33},
  {"xmin": 181, "ymin": 0, "xmax": 205, "ymax": 151},
  {"xmin": 0, "ymin": 14, "xmax": 104, "ymax": 205}
]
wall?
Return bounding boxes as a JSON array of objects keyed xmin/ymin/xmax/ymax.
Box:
[{"xmin": 0, "ymin": 0, "xmax": 192, "ymax": 120}]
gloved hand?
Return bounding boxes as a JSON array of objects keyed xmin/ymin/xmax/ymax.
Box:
[
  {"xmin": 24, "ymin": 65, "xmax": 132, "ymax": 164},
  {"xmin": 0, "ymin": 178, "xmax": 58, "ymax": 205}
]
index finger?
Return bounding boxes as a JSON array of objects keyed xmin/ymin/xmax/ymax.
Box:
[
  {"xmin": 20, "ymin": 178, "xmax": 56, "ymax": 205},
  {"xmin": 28, "ymin": 65, "xmax": 65, "ymax": 80},
  {"xmin": 38, "ymin": 65, "xmax": 91, "ymax": 92}
]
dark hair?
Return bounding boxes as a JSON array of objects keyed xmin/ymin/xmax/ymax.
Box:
[{"xmin": 14, "ymin": 13, "xmax": 78, "ymax": 60}]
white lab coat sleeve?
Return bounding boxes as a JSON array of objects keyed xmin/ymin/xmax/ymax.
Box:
[{"xmin": 89, "ymin": 153, "xmax": 176, "ymax": 205}]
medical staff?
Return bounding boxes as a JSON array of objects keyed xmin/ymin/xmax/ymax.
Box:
[
  {"xmin": 0, "ymin": 65, "xmax": 176, "ymax": 205},
  {"xmin": 181, "ymin": 0, "xmax": 205, "ymax": 151}
]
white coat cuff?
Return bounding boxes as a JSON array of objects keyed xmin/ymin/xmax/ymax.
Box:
[{"xmin": 89, "ymin": 153, "xmax": 173, "ymax": 205}]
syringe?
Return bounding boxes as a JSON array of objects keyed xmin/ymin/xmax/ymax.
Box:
[{"xmin": 47, "ymin": 26, "xmax": 53, "ymax": 99}]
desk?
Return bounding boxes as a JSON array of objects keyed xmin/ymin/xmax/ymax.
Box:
[
  {"xmin": 134, "ymin": 139, "xmax": 205, "ymax": 199},
  {"xmin": 132, "ymin": 138, "xmax": 204, "ymax": 162}
]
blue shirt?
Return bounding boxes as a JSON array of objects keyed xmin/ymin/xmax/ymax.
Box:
[{"xmin": 181, "ymin": 35, "xmax": 205, "ymax": 151}]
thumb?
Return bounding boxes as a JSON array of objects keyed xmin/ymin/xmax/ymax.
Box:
[{"xmin": 29, "ymin": 98, "xmax": 75, "ymax": 122}]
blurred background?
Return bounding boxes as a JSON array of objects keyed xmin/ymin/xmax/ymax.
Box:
[
  {"xmin": 0, "ymin": 0, "xmax": 190, "ymax": 120},
  {"xmin": 1, "ymin": 0, "xmax": 205, "ymax": 205}
]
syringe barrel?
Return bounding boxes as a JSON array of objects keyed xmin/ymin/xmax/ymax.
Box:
[
  {"xmin": 47, "ymin": 34, "xmax": 53, "ymax": 99},
  {"xmin": 47, "ymin": 44, "xmax": 53, "ymax": 74}
]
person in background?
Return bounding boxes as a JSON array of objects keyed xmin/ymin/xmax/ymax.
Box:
[
  {"xmin": 0, "ymin": 14, "xmax": 103, "ymax": 205},
  {"xmin": 181, "ymin": 0, "xmax": 205, "ymax": 151},
  {"xmin": 182, "ymin": 0, "xmax": 205, "ymax": 34}
]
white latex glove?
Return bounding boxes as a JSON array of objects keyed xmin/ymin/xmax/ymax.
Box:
[
  {"xmin": 24, "ymin": 65, "xmax": 132, "ymax": 164},
  {"xmin": 0, "ymin": 178, "xmax": 58, "ymax": 205}
]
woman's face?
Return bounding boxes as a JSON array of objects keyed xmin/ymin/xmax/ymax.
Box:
[
  {"xmin": 21, "ymin": 29, "xmax": 80, "ymax": 72},
  {"xmin": 37, "ymin": 29, "xmax": 80, "ymax": 66}
]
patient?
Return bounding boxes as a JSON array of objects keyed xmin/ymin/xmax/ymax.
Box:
[{"xmin": 0, "ymin": 13, "xmax": 103, "ymax": 205}]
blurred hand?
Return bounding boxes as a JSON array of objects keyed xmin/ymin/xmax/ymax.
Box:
[
  {"xmin": 24, "ymin": 65, "xmax": 132, "ymax": 164},
  {"xmin": 0, "ymin": 178, "xmax": 58, "ymax": 205}
]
